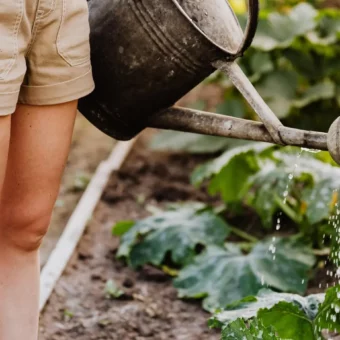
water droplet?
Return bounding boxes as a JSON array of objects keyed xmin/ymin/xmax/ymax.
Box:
[{"xmin": 301, "ymin": 148, "xmax": 321, "ymax": 154}]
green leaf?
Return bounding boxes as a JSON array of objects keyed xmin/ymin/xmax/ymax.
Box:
[
  {"xmin": 297, "ymin": 156, "xmax": 340, "ymax": 224},
  {"xmin": 258, "ymin": 301, "xmax": 316, "ymax": 339},
  {"xmin": 302, "ymin": 179, "xmax": 337, "ymax": 225},
  {"xmin": 174, "ymin": 237, "xmax": 315, "ymax": 311},
  {"xmin": 247, "ymin": 161, "xmax": 313, "ymax": 228},
  {"xmin": 221, "ymin": 318, "xmax": 279, "ymax": 340},
  {"xmin": 315, "ymin": 285, "xmax": 340, "ymax": 333},
  {"xmin": 211, "ymin": 289, "xmax": 323, "ymax": 327},
  {"xmin": 211, "ymin": 286, "xmax": 340, "ymax": 339},
  {"xmin": 307, "ymin": 15, "xmax": 340, "ymax": 45},
  {"xmin": 283, "ymin": 49, "xmax": 320, "ymax": 81},
  {"xmin": 191, "ymin": 142, "xmax": 272, "ymax": 186},
  {"xmin": 248, "ymin": 152, "xmax": 340, "ymax": 227},
  {"xmin": 252, "ymin": 4, "xmax": 318, "ymax": 51},
  {"xmin": 256, "ymin": 70, "xmax": 298, "ymax": 118},
  {"xmin": 293, "ymin": 80, "xmax": 336, "ymax": 109},
  {"xmin": 249, "ymin": 51, "xmax": 274, "ymax": 76},
  {"xmin": 112, "ymin": 220, "xmax": 135, "ymax": 236},
  {"xmin": 208, "ymin": 152, "xmax": 259, "ymax": 203},
  {"xmin": 117, "ymin": 205, "xmax": 231, "ymax": 268}
]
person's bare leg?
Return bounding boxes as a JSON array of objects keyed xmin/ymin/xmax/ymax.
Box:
[
  {"xmin": 0, "ymin": 115, "xmax": 10, "ymax": 194},
  {"xmin": 0, "ymin": 101, "xmax": 77, "ymax": 340}
]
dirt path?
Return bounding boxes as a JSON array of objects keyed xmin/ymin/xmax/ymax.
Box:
[
  {"xmin": 40, "ymin": 113, "xmax": 115, "ymax": 266},
  {"xmin": 39, "ymin": 133, "xmax": 219, "ymax": 340}
]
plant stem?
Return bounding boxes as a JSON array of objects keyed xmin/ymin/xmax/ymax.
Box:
[
  {"xmin": 275, "ymin": 195, "xmax": 302, "ymax": 223},
  {"xmin": 313, "ymin": 248, "xmax": 330, "ymax": 256},
  {"xmin": 230, "ymin": 226, "xmax": 259, "ymax": 243}
]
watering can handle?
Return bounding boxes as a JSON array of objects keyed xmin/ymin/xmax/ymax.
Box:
[{"xmin": 235, "ymin": 0, "xmax": 260, "ymax": 58}]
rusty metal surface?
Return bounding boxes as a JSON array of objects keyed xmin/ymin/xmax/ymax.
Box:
[
  {"xmin": 149, "ymin": 107, "xmax": 329, "ymax": 151},
  {"xmin": 78, "ymin": 0, "xmax": 258, "ymax": 140}
]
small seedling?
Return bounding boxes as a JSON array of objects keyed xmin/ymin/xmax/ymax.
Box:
[
  {"xmin": 105, "ymin": 279, "xmax": 124, "ymax": 299},
  {"xmin": 63, "ymin": 309, "xmax": 74, "ymax": 321}
]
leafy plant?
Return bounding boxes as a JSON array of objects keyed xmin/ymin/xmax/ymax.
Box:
[
  {"xmin": 115, "ymin": 205, "xmax": 231, "ymax": 268},
  {"xmin": 210, "ymin": 285, "xmax": 340, "ymax": 339},
  {"xmin": 192, "ymin": 142, "xmax": 340, "ymax": 254},
  {"xmin": 174, "ymin": 238, "xmax": 315, "ymax": 311},
  {"xmin": 221, "ymin": 318, "xmax": 279, "ymax": 339}
]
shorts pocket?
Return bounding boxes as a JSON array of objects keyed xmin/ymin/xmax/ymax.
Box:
[
  {"xmin": 0, "ymin": 0, "xmax": 23, "ymax": 80},
  {"xmin": 57, "ymin": 0, "xmax": 91, "ymax": 67}
]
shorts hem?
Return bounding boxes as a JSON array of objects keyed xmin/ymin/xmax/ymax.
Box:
[
  {"xmin": 18, "ymin": 67, "xmax": 95, "ymax": 106},
  {"xmin": 0, "ymin": 90, "xmax": 20, "ymax": 115}
]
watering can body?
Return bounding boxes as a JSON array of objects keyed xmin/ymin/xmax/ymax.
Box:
[
  {"xmin": 79, "ymin": 0, "xmax": 246, "ymax": 140},
  {"xmin": 79, "ymin": 0, "xmax": 340, "ymax": 164}
]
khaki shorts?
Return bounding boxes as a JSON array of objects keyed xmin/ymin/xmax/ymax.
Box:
[{"xmin": 0, "ymin": 0, "xmax": 95, "ymax": 115}]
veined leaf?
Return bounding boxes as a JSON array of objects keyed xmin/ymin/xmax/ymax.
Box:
[
  {"xmin": 259, "ymin": 301, "xmax": 317, "ymax": 339},
  {"xmin": 191, "ymin": 142, "xmax": 273, "ymax": 186},
  {"xmin": 252, "ymin": 4, "xmax": 318, "ymax": 51},
  {"xmin": 117, "ymin": 205, "xmax": 231, "ymax": 268},
  {"xmin": 174, "ymin": 237, "xmax": 315, "ymax": 311},
  {"xmin": 247, "ymin": 160, "xmax": 314, "ymax": 228},
  {"xmin": 208, "ymin": 152, "xmax": 259, "ymax": 203},
  {"xmin": 221, "ymin": 318, "xmax": 279, "ymax": 340},
  {"xmin": 211, "ymin": 289, "xmax": 323, "ymax": 328},
  {"xmin": 211, "ymin": 286, "xmax": 340, "ymax": 339},
  {"xmin": 302, "ymin": 179, "xmax": 337, "ymax": 225},
  {"xmin": 315, "ymin": 285, "xmax": 340, "ymax": 333}
]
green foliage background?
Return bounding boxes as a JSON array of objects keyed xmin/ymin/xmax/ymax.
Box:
[
  {"xmin": 208, "ymin": 3, "xmax": 340, "ymax": 132},
  {"xmin": 112, "ymin": 2, "xmax": 340, "ymax": 339}
]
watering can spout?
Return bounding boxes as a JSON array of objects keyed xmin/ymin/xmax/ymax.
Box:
[{"xmin": 79, "ymin": 0, "xmax": 340, "ymax": 165}]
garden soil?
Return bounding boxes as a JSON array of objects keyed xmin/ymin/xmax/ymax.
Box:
[
  {"xmin": 39, "ymin": 132, "xmax": 220, "ymax": 340},
  {"xmin": 39, "ymin": 130, "xmax": 337, "ymax": 339}
]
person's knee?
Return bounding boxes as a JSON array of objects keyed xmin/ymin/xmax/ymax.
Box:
[{"xmin": 0, "ymin": 199, "xmax": 53, "ymax": 252}]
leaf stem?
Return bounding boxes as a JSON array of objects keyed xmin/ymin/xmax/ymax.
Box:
[
  {"xmin": 275, "ymin": 195, "xmax": 302, "ymax": 223},
  {"xmin": 312, "ymin": 248, "xmax": 330, "ymax": 256},
  {"xmin": 229, "ymin": 226, "xmax": 259, "ymax": 243}
]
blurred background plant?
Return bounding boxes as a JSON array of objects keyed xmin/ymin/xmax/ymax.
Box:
[
  {"xmin": 113, "ymin": 1, "xmax": 340, "ymax": 337},
  {"xmin": 218, "ymin": 1, "xmax": 340, "ymax": 132},
  {"xmin": 149, "ymin": 0, "xmax": 340, "ymax": 271}
]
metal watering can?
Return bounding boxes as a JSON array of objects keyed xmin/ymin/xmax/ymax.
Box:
[{"xmin": 79, "ymin": 0, "xmax": 340, "ymax": 164}]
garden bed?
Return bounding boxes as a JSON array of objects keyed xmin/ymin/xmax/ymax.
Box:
[
  {"xmin": 39, "ymin": 131, "xmax": 338, "ymax": 339},
  {"xmin": 39, "ymin": 132, "xmax": 220, "ymax": 340}
]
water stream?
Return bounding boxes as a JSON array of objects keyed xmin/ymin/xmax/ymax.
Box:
[{"xmin": 269, "ymin": 148, "xmax": 340, "ymax": 292}]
